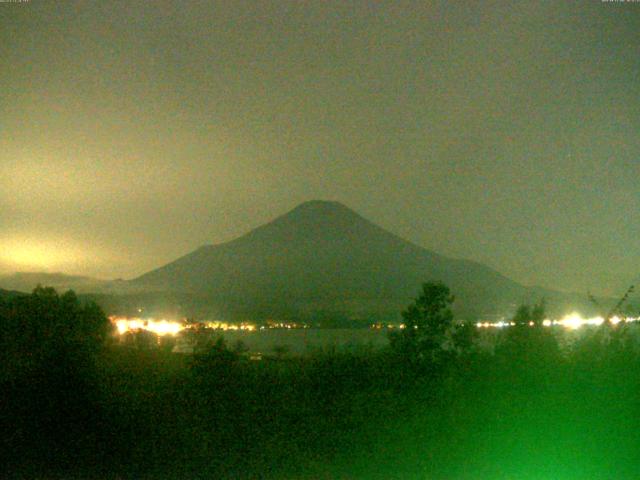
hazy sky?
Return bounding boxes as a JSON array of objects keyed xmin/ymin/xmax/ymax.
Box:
[{"xmin": 1, "ymin": 1, "xmax": 639, "ymax": 294}]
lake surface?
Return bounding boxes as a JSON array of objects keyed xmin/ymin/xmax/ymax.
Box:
[{"xmin": 177, "ymin": 328, "xmax": 391, "ymax": 355}]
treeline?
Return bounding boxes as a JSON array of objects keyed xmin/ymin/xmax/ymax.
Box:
[{"xmin": 2, "ymin": 285, "xmax": 640, "ymax": 479}]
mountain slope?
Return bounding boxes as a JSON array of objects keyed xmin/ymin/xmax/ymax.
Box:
[
  {"xmin": 0, "ymin": 272, "xmax": 147, "ymax": 296},
  {"xmin": 0, "ymin": 272, "xmax": 109, "ymax": 294},
  {"xmin": 132, "ymin": 201, "xmax": 533, "ymax": 321}
]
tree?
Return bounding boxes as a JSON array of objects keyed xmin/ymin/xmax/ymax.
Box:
[
  {"xmin": 512, "ymin": 300, "xmax": 545, "ymax": 326},
  {"xmin": 0, "ymin": 286, "xmax": 112, "ymax": 379},
  {"xmin": 192, "ymin": 336, "xmax": 238, "ymax": 372},
  {"xmin": 513, "ymin": 304, "xmax": 532, "ymax": 325},
  {"xmin": 531, "ymin": 299, "xmax": 546, "ymax": 325},
  {"xmin": 389, "ymin": 282, "xmax": 456, "ymax": 364},
  {"xmin": 451, "ymin": 321, "xmax": 478, "ymax": 355},
  {"xmin": 0, "ymin": 287, "xmax": 112, "ymax": 473},
  {"xmin": 500, "ymin": 300, "xmax": 558, "ymax": 364}
]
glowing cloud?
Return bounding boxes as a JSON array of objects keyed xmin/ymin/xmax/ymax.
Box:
[{"xmin": 0, "ymin": 237, "xmax": 89, "ymax": 272}]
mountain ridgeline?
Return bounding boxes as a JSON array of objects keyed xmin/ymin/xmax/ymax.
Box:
[
  {"xmin": 0, "ymin": 272, "xmax": 109, "ymax": 294},
  {"xmin": 131, "ymin": 201, "xmax": 537, "ymax": 322}
]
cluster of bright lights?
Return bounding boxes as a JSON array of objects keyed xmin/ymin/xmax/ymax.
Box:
[
  {"xmin": 264, "ymin": 321, "xmax": 308, "ymax": 329},
  {"xmin": 110, "ymin": 317, "xmax": 320, "ymax": 336},
  {"xmin": 111, "ymin": 317, "xmax": 185, "ymax": 336},
  {"xmin": 552, "ymin": 313, "xmax": 637, "ymax": 330},
  {"xmin": 370, "ymin": 323, "xmax": 408, "ymax": 329},
  {"xmin": 204, "ymin": 321, "xmax": 256, "ymax": 332},
  {"xmin": 476, "ymin": 313, "xmax": 640, "ymax": 330},
  {"xmin": 476, "ymin": 321, "xmax": 517, "ymax": 329},
  {"xmin": 110, "ymin": 317, "xmax": 260, "ymax": 336}
]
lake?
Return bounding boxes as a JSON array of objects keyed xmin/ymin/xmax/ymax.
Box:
[{"xmin": 174, "ymin": 328, "xmax": 391, "ymax": 355}]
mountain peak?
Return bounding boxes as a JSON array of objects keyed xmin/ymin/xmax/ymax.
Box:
[
  {"xmin": 288, "ymin": 200, "xmax": 355, "ymax": 216},
  {"xmin": 261, "ymin": 200, "xmax": 369, "ymax": 237},
  {"xmin": 293, "ymin": 199, "xmax": 348, "ymax": 208}
]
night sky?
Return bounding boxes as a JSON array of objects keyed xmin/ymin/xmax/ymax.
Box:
[{"xmin": 1, "ymin": 1, "xmax": 639, "ymax": 295}]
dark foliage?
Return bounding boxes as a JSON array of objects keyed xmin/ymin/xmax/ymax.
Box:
[
  {"xmin": 4, "ymin": 284, "xmax": 640, "ymax": 479},
  {"xmin": 498, "ymin": 301, "xmax": 560, "ymax": 365},
  {"xmin": 0, "ymin": 287, "xmax": 112, "ymax": 477},
  {"xmin": 389, "ymin": 282, "xmax": 474, "ymax": 370}
]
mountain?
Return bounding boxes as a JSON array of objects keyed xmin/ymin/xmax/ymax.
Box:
[
  {"xmin": 0, "ymin": 288, "xmax": 23, "ymax": 301},
  {"xmin": 0, "ymin": 272, "xmax": 111, "ymax": 294},
  {"xmin": 131, "ymin": 200, "xmax": 555, "ymax": 322}
]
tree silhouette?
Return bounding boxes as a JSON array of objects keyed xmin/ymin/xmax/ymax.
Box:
[
  {"xmin": 0, "ymin": 286, "xmax": 111, "ymax": 379},
  {"xmin": 513, "ymin": 304, "xmax": 532, "ymax": 325},
  {"xmin": 512, "ymin": 300, "xmax": 545, "ymax": 326},
  {"xmin": 500, "ymin": 300, "xmax": 558, "ymax": 365},
  {"xmin": 389, "ymin": 281, "xmax": 456, "ymax": 365},
  {"xmin": 0, "ymin": 287, "xmax": 112, "ymax": 475}
]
